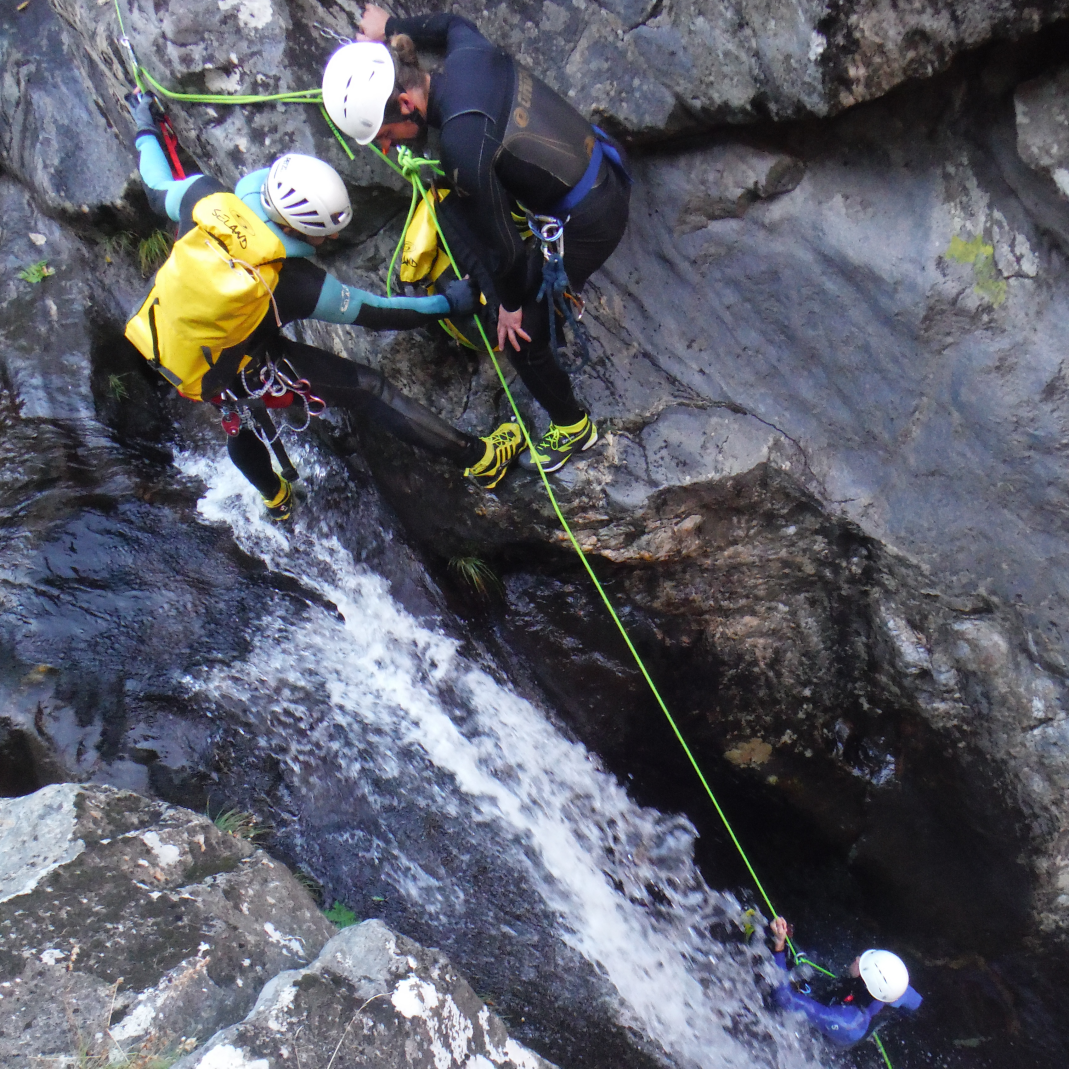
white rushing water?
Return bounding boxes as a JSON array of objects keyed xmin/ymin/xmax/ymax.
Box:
[{"xmin": 177, "ymin": 449, "xmax": 826, "ymax": 1069}]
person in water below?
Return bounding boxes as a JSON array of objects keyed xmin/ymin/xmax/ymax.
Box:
[
  {"xmin": 768, "ymin": 916, "xmax": 923, "ymax": 1048},
  {"xmin": 124, "ymin": 95, "xmax": 523, "ymax": 518},
  {"xmin": 323, "ymin": 5, "xmax": 632, "ymax": 478}
]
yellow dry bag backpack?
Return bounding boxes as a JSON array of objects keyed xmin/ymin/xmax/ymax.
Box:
[
  {"xmin": 125, "ymin": 192, "xmax": 287, "ymax": 401},
  {"xmin": 399, "ymin": 189, "xmax": 492, "ymax": 350}
]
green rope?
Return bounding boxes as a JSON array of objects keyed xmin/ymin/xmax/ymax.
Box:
[
  {"xmin": 139, "ymin": 66, "xmax": 322, "ymax": 105},
  {"xmin": 383, "ymin": 149, "xmax": 445, "ymax": 297},
  {"xmin": 794, "ymin": 954, "xmax": 838, "ymax": 978},
  {"xmin": 873, "ymin": 1034, "xmax": 894, "ymax": 1069},
  {"xmin": 401, "ymin": 161, "xmax": 786, "ymax": 914},
  {"xmin": 400, "ymin": 157, "xmax": 896, "ymax": 1069},
  {"xmin": 114, "ymin": 0, "xmax": 321, "ymax": 105}
]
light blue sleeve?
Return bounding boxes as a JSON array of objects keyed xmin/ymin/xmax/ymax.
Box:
[
  {"xmin": 136, "ymin": 133, "xmax": 201, "ymax": 221},
  {"xmin": 311, "ymin": 273, "xmax": 451, "ymax": 324}
]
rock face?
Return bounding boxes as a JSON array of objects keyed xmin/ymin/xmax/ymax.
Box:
[
  {"xmin": 1016, "ymin": 63, "xmax": 1069, "ymax": 197},
  {"xmin": 0, "ymin": 785, "xmax": 555, "ymax": 1069},
  {"xmin": 176, "ymin": 920, "xmax": 554, "ymax": 1069},
  {"xmin": 0, "ymin": 0, "xmax": 136, "ymax": 220},
  {"xmin": 0, "ymin": 784, "xmax": 335, "ymax": 1065}
]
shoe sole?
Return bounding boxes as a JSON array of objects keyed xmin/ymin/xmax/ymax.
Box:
[{"xmin": 526, "ymin": 425, "xmax": 599, "ymax": 473}]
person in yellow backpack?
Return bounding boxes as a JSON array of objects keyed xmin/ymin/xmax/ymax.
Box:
[{"xmin": 125, "ymin": 95, "xmax": 523, "ymax": 519}]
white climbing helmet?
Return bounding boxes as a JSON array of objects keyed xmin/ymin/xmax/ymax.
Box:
[
  {"xmin": 260, "ymin": 153, "xmax": 353, "ymax": 236},
  {"xmin": 322, "ymin": 41, "xmax": 395, "ymax": 145},
  {"xmin": 858, "ymin": 950, "xmax": 909, "ymax": 1003}
]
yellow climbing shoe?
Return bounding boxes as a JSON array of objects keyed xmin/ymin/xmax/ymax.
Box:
[
  {"xmin": 465, "ymin": 422, "xmax": 523, "ymax": 489},
  {"xmin": 518, "ymin": 414, "xmax": 598, "ymax": 473},
  {"xmin": 263, "ymin": 476, "xmax": 294, "ymax": 522}
]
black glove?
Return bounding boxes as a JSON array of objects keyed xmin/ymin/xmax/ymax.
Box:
[
  {"xmin": 442, "ymin": 276, "xmax": 480, "ymax": 318},
  {"xmin": 126, "ymin": 92, "xmax": 163, "ymax": 145}
]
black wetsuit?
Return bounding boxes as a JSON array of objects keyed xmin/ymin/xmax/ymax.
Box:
[
  {"xmin": 164, "ymin": 177, "xmax": 484, "ymax": 498},
  {"xmin": 386, "ymin": 12, "xmax": 631, "ymax": 426}
]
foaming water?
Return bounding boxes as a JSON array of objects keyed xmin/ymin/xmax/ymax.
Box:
[{"xmin": 178, "ymin": 449, "xmax": 825, "ymax": 1069}]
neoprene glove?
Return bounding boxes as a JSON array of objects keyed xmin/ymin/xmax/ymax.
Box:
[
  {"xmin": 443, "ymin": 277, "xmax": 480, "ymax": 318},
  {"xmin": 127, "ymin": 93, "xmax": 163, "ymax": 145}
]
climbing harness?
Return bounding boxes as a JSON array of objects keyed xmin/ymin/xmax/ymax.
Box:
[
  {"xmin": 111, "ymin": 10, "xmax": 904, "ymax": 1063},
  {"xmin": 215, "ymin": 353, "xmax": 326, "ymax": 484},
  {"xmin": 527, "ymin": 212, "xmax": 592, "ymax": 373},
  {"xmin": 215, "ymin": 356, "xmax": 324, "ymax": 484}
]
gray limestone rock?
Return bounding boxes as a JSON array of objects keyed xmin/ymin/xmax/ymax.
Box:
[
  {"xmin": 175, "ymin": 920, "xmax": 555, "ymax": 1069},
  {"xmin": 0, "ymin": 0, "xmax": 137, "ymax": 218},
  {"xmin": 0, "ymin": 784, "xmax": 334, "ymax": 1066},
  {"xmin": 1016, "ymin": 63, "xmax": 1069, "ymax": 198},
  {"xmin": 0, "ymin": 178, "xmax": 101, "ymax": 422}
]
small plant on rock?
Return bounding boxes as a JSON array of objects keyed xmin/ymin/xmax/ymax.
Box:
[
  {"xmin": 138, "ymin": 229, "xmax": 173, "ymax": 276},
  {"xmin": 100, "ymin": 231, "xmax": 135, "ymax": 264},
  {"xmin": 323, "ymin": 900, "xmax": 358, "ymax": 928},
  {"xmin": 448, "ymin": 555, "xmax": 503, "ymax": 599},
  {"xmin": 17, "ymin": 260, "xmax": 55, "ymax": 283},
  {"xmin": 293, "ymin": 869, "xmax": 324, "ymax": 904},
  {"xmin": 212, "ymin": 806, "xmax": 270, "ymax": 842},
  {"xmin": 108, "ymin": 373, "xmax": 131, "ymax": 401}
]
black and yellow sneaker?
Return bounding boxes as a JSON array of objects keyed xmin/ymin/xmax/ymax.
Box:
[
  {"xmin": 518, "ymin": 414, "xmax": 598, "ymax": 473},
  {"xmin": 465, "ymin": 422, "xmax": 523, "ymax": 489},
  {"xmin": 263, "ymin": 477, "xmax": 294, "ymax": 522}
]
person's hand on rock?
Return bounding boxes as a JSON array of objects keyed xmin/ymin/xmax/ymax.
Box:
[{"xmin": 359, "ymin": 5, "xmax": 390, "ymax": 41}]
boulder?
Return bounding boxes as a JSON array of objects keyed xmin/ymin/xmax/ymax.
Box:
[
  {"xmin": 0, "ymin": 783, "xmax": 334, "ymax": 1065},
  {"xmin": 0, "ymin": 0, "xmax": 138, "ymax": 219},
  {"xmin": 174, "ymin": 920, "xmax": 555, "ymax": 1069},
  {"xmin": 1016, "ymin": 63, "xmax": 1069, "ymax": 198}
]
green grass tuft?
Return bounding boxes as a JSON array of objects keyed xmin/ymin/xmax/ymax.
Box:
[
  {"xmin": 108, "ymin": 373, "xmax": 131, "ymax": 401},
  {"xmin": 323, "ymin": 900, "xmax": 358, "ymax": 928},
  {"xmin": 293, "ymin": 869, "xmax": 324, "ymax": 904},
  {"xmin": 138, "ymin": 229, "xmax": 173, "ymax": 276},
  {"xmin": 448, "ymin": 555, "xmax": 503, "ymax": 599},
  {"xmin": 100, "ymin": 231, "xmax": 135, "ymax": 264},
  {"xmin": 211, "ymin": 807, "xmax": 270, "ymax": 842},
  {"xmin": 17, "ymin": 260, "xmax": 55, "ymax": 284}
]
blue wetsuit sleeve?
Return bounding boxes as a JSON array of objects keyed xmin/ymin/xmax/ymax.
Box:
[
  {"xmin": 773, "ymin": 951, "xmax": 789, "ymax": 972},
  {"xmin": 136, "ymin": 133, "xmax": 202, "ymax": 221},
  {"xmin": 891, "ymin": 986, "xmax": 923, "ymax": 1013},
  {"xmin": 773, "ymin": 985, "xmax": 873, "ymax": 1048},
  {"xmin": 312, "ymin": 273, "xmax": 450, "ymax": 324}
]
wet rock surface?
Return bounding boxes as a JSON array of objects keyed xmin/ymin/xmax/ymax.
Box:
[
  {"xmin": 0, "ymin": 783, "xmax": 334, "ymax": 1065},
  {"xmin": 176, "ymin": 920, "xmax": 555, "ymax": 1069}
]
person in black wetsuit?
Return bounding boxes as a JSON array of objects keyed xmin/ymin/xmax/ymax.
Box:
[
  {"xmin": 331, "ymin": 5, "xmax": 632, "ymax": 477},
  {"xmin": 126, "ymin": 95, "xmax": 523, "ymax": 518}
]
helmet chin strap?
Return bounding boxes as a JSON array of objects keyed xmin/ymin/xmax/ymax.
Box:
[{"xmin": 259, "ymin": 182, "xmax": 286, "ymax": 227}]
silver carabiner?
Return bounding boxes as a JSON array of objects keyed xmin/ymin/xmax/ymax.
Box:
[{"xmin": 313, "ymin": 22, "xmax": 353, "ymax": 45}]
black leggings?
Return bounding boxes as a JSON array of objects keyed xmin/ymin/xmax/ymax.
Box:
[
  {"xmin": 226, "ymin": 339, "xmax": 484, "ymax": 497},
  {"xmin": 510, "ymin": 163, "xmax": 631, "ymax": 425}
]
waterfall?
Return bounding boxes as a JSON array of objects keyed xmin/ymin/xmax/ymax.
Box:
[{"xmin": 177, "ymin": 447, "xmax": 825, "ymax": 1069}]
